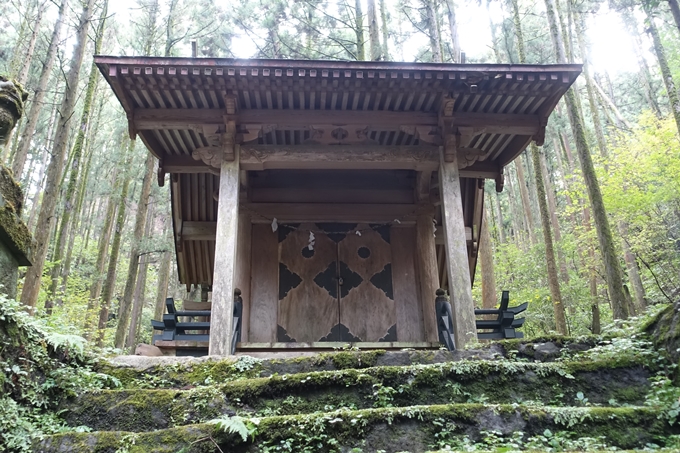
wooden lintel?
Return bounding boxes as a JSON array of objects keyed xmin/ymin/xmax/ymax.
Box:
[
  {"xmin": 134, "ymin": 108, "xmax": 543, "ymax": 136},
  {"xmin": 162, "ymin": 151, "xmax": 502, "ymax": 179},
  {"xmin": 240, "ymin": 144, "xmax": 439, "ymax": 171},
  {"xmin": 244, "ymin": 202, "xmax": 418, "ymax": 223}
]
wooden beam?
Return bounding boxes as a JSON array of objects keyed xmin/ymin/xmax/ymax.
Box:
[
  {"xmin": 134, "ymin": 108, "xmax": 542, "ymax": 136},
  {"xmin": 234, "ymin": 212, "xmax": 252, "ymax": 343},
  {"xmin": 240, "ymin": 145, "xmax": 439, "ymax": 171},
  {"xmin": 165, "ymin": 147, "xmax": 498, "ymax": 178},
  {"xmin": 244, "ymin": 202, "xmax": 418, "ymax": 223},
  {"xmin": 180, "ymin": 218, "xmax": 464, "ymax": 242},
  {"xmin": 438, "ymin": 147, "xmax": 477, "ymax": 348},
  {"xmin": 181, "ymin": 221, "xmax": 217, "ymax": 241},
  {"xmin": 415, "ymin": 207, "xmax": 440, "ymax": 343},
  {"xmin": 208, "ymin": 152, "xmax": 240, "ymax": 356}
]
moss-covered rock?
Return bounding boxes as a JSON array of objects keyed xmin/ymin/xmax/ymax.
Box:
[
  {"xmin": 37, "ymin": 404, "xmax": 680, "ymax": 453},
  {"xmin": 65, "ymin": 358, "xmax": 653, "ymax": 432}
]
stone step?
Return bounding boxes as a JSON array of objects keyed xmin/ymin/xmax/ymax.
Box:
[
  {"xmin": 65, "ymin": 359, "xmax": 650, "ymax": 432},
  {"xmin": 37, "ymin": 404, "xmax": 678, "ymax": 453},
  {"xmin": 99, "ymin": 337, "xmax": 605, "ymax": 390}
]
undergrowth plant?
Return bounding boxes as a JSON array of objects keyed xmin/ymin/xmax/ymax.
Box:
[{"xmin": 0, "ymin": 295, "xmax": 118, "ymax": 452}]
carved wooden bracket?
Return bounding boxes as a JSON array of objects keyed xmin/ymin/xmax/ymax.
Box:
[
  {"xmin": 495, "ymin": 168, "xmax": 505, "ymax": 193},
  {"xmin": 532, "ymin": 117, "xmax": 549, "ymax": 146},
  {"xmin": 457, "ymin": 147, "xmax": 487, "ymax": 169},
  {"xmin": 157, "ymin": 159, "xmax": 166, "ymax": 187}
]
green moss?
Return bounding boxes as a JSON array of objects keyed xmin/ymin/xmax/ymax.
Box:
[
  {"xmin": 0, "ymin": 201, "xmax": 33, "ymax": 262},
  {"xmin": 321, "ymin": 349, "xmax": 386, "ymax": 369}
]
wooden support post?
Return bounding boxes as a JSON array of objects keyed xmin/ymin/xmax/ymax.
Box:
[
  {"xmin": 415, "ymin": 205, "xmax": 439, "ymax": 342},
  {"xmin": 208, "ymin": 151, "xmax": 240, "ymax": 356},
  {"xmin": 234, "ymin": 210, "xmax": 252, "ymax": 342},
  {"xmin": 438, "ymin": 148, "xmax": 477, "ymax": 348}
]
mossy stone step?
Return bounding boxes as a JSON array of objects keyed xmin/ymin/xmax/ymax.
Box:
[
  {"xmin": 37, "ymin": 404, "xmax": 678, "ymax": 453},
  {"xmin": 99, "ymin": 337, "xmax": 606, "ymax": 390},
  {"xmin": 65, "ymin": 359, "xmax": 650, "ymax": 432}
]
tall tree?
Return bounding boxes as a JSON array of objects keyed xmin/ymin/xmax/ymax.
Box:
[
  {"xmin": 512, "ymin": 0, "xmax": 567, "ymax": 333},
  {"xmin": 544, "ymin": 0, "xmax": 629, "ymax": 319},
  {"xmin": 643, "ymin": 4, "xmax": 680, "ymax": 137},
  {"xmin": 423, "ymin": 0, "xmax": 442, "ymax": 62},
  {"xmin": 84, "ymin": 169, "xmax": 118, "ymax": 336},
  {"xmin": 379, "ymin": 0, "xmax": 390, "ymax": 60},
  {"xmin": 367, "ymin": 0, "xmax": 381, "ymax": 60},
  {"xmin": 126, "ymin": 205, "xmax": 154, "ymax": 351},
  {"xmin": 114, "ymin": 154, "xmax": 155, "ymax": 348},
  {"xmin": 355, "ymin": 0, "xmax": 366, "ymax": 60},
  {"xmin": 96, "ymin": 143, "xmax": 133, "ymax": 346},
  {"xmin": 11, "ymin": 0, "xmax": 68, "ymax": 178},
  {"xmin": 20, "ymin": 0, "xmax": 97, "ymax": 311},
  {"xmin": 444, "ymin": 0, "xmax": 461, "ymax": 62},
  {"xmin": 46, "ymin": 0, "xmax": 108, "ymax": 314}
]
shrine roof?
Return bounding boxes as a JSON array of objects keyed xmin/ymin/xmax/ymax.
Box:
[{"xmin": 95, "ymin": 56, "xmax": 581, "ymax": 174}]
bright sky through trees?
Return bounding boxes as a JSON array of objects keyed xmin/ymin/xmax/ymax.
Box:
[{"xmin": 103, "ymin": 0, "xmax": 646, "ymax": 75}]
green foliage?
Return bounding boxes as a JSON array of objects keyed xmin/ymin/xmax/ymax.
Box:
[
  {"xmin": 0, "ymin": 295, "xmax": 118, "ymax": 452},
  {"xmin": 211, "ymin": 414, "xmax": 258, "ymax": 442},
  {"xmin": 600, "ymin": 113, "xmax": 680, "ymax": 302}
]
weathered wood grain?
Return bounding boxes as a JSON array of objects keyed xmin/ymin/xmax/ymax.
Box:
[
  {"xmin": 208, "ymin": 156, "xmax": 240, "ymax": 356},
  {"xmin": 415, "ymin": 209, "xmax": 440, "ymax": 342},
  {"xmin": 240, "ymin": 145, "xmax": 439, "ymax": 171},
  {"xmin": 391, "ymin": 226, "xmax": 424, "ymax": 342},
  {"xmin": 338, "ymin": 226, "xmax": 395, "ymax": 342},
  {"xmin": 248, "ymin": 224, "xmax": 279, "ymax": 343},
  {"xmin": 234, "ymin": 212, "xmax": 252, "ymax": 342},
  {"xmin": 278, "ymin": 226, "xmax": 338, "ymax": 342},
  {"xmin": 438, "ymin": 148, "xmax": 477, "ymax": 348}
]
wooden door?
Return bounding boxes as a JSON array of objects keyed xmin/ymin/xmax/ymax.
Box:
[{"xmin": 277, "ymin": 223, "xmax": 396, "ymax": 343}]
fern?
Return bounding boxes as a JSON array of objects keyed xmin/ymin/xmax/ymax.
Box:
[
  {"xmin": 210, "ymin": 415, "xmax": 257, "ymax": 442},
  {"xmin": 44, "ymin": 332, "xmax": 87, "ymax": 359}
]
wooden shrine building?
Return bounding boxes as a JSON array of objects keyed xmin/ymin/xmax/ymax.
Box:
[{"xmin": 95, "ymin": 57, "xmax": 580, "ymax": 355}]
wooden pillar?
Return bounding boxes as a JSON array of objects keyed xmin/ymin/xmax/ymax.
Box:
[
  {"xmin": 234, "ymin": 210, "xmax": 252, "ymax": 342},
  {"xmin": 438, "ymin": 148, "xmax": 477, "ymax": 348},
  {"xmin": 415, "ymin": 205, "xmax": 439, "ymax": 342},
  {"xmin": 208, "ymin": 152, "xmax": 240, "ymax": 356}
]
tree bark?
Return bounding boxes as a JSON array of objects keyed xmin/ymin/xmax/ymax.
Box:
[
  {"xmin": 20, "ymin": 0, "xmax": 96, "ymax": 311},
  {"xmin": 444, "ymin": 0, "xmax": 461, "ymax": 63},
  {"xmin": 62, "ymin": 99, "xmax": 102, "ymax": 292},
  {"xmin": 126, "ymin": 204, "xmax": 154, "ymax": 352},
  {"xmin": 96, "ymin": 148, "xmax": 132, "ymax": 346},
  {"xmin": 45, "ymin": 1, "xmax": 108, "ymax": 313},
  {"xmin": 12, "ymin": 0, "xmax": 69, "ymax": 179},
  {"xmin": 540, "ymin": 149, "xmax": 569, "ymax": 284},
  {"xmin": 620, "ymin": 222, "xmax": 646, "ymax": 311},
  {"xmin": 84, "ymin": 170, "xmax": 119, "ymax": 336},
  {"xmin": 423, "ymin": 0, "xmax": 442, "ymax": 62},
  {"xmin": 669, "ymin": 0, "xmax": 680, "ymax": 35},
  {"xmin": 644, "ymin": 5, "xmax": 680, "ymax": 137},
  {"xmin": 493, "ymin": 191, "xmax": 505, "ymax": 244},
  {"xmin": 575, "ymin": 13, "xmax": 607, "ymax": 157},
  {"xmin": 367, "ymin": 0, "xmax": 381, "ymax": 60},
  {"xmin": 532, "ymin": 144, "xmax": 568, "ymax": 333},
  {"xmin": 153, "ymin": 218, "xmax": 173, "ymax": 322},
  {"xmin": 544, "ymin": 0, "xmax": 629, "ymax": 319},
  {"xmin": 514, "ymin": 158, "xmax": 536, "ymax": 245},
  {"xmin": 505, "ymin": 165, "xmax": 524, "ymax": 246},
  {"xmin": 379, "ymin": 0, "xmax": 390, "ymax": 61},
  {"xmin": 354, "ymin": 0, "xmax": 366, "ymax": 61},
  {"xmin": 114, "ymin": 153, "xmax": 156, "ymax": 349},
  {"xmin": 479, "ymin": 210, "xmax": 497, "ymax": 309}
]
